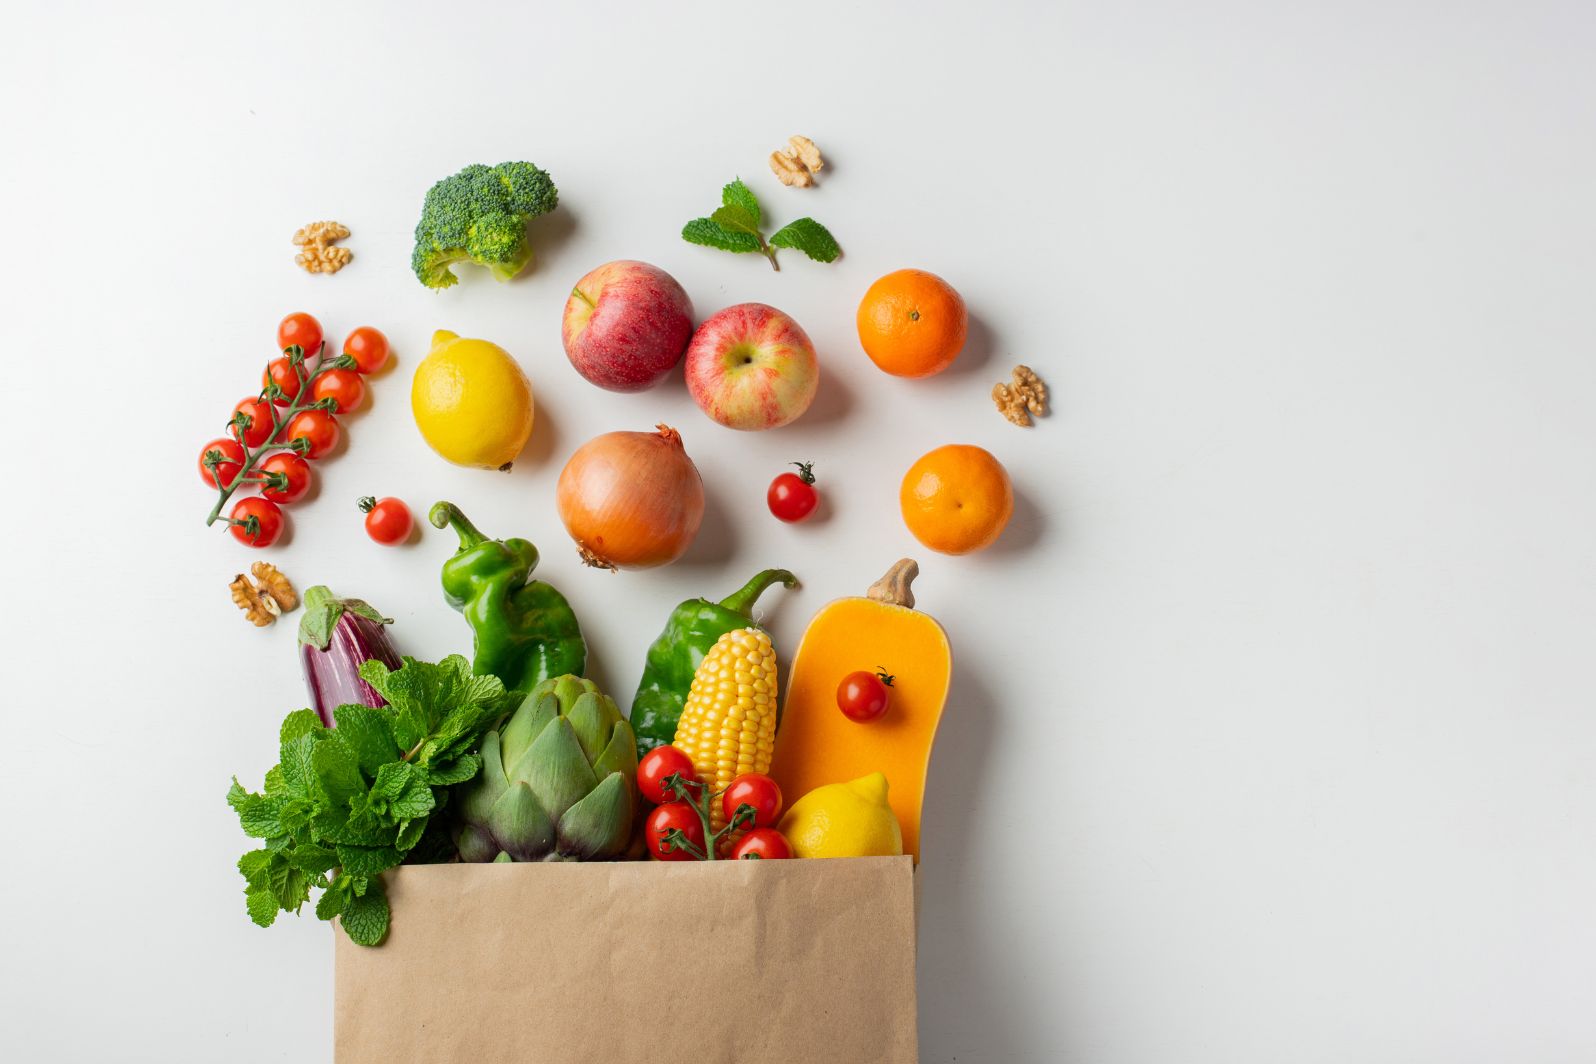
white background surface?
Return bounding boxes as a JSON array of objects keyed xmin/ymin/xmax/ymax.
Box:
[{"xmin": 3, "ymin": 1, "xmax": 1594, "ymax": 1061}]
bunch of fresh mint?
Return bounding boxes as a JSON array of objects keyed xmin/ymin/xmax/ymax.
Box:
[
  {"xmin": 227, "ymin": 655, "xmax": 509, "ymax": 946},
  {"xmin": 682, "ymin": 178, "xmax": 839, "ymax": 271}
]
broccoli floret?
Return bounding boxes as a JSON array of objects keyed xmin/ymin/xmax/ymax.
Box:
[{"xmin": 411, "ymin": 162, "xmax": 559, "ymax": 289}]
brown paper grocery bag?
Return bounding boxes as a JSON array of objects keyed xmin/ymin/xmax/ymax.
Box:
[{"xmin": 335, "ymin": 856, "xmax": 918, "ymax": 1064}]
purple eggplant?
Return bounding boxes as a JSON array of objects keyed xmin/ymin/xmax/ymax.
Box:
[{"xmin": 298, "ymin": 586, "xmax": 402, "ymax": 727}]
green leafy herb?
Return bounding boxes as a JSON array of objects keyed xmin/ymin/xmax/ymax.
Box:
[
  {"xmin": 681, "ymin": 178, "xmax": 839, "ymax": 271},
  {"xmin": 226, "ymin": 654, "xmax": 509, "ymax": 946}
]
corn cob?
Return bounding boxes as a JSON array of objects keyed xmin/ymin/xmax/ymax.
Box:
[{"xmin": 672, "ymin": 627, "xmax": 779, "ymax": 837}]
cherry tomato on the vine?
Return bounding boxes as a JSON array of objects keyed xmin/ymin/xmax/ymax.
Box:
[
  {"xmin": 360, "ymin": 496, "xmax": 413, "ymax": 545},
  {"xmin": 229, "ymin": 497, "xmax": 285, "ymax": 548},
  {"xmin": 767, "ymin": 461, "xmax": 819, "ymax": 523},
  {"xmin": 230, "ymin": 397, "xmax": 277, "ymax": 448},
  {"xmin": 311, "ymin": 368, "xmax": 366, "ymax": 413},
  {"xmin": 637, "ymin": 744, "xmax": 698, "ymax": 806},
  {"xmin": 259, "ymin": 451, "xmax": 312, "ymax": 505},
  {"xmin": 277, "ymin": 311, "xmax": 323, "ymax": 357},
  {"xmin": 721, "ymin": 773, "xmax": 783, "ymax": 829},
  {"xmin": 837, "ymin": 667, "xmax": 895, "ymax": 723},
  {"xmin": 262, "ymin": 357, "xmax": 303, "ymax": 403},
  {"xmin": 198, "ymin": 437, "xmax": 246, "ymax": 489},
  {"xmin": 343, "ymin": 326, "xmax": 390, "ymax": 375},
  {"xmin": 285, "ymin": 409, "xmax": 340, "ymax": 459},
  {"xmin": 645, "ymin": 803, "xmax": 705, "ymax": 861},
  {"xmin": 732, "ymin": 827, "xmax": 793, "ymax": 861}
]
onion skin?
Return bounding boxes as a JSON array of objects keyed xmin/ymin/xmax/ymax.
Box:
[{"xmin": 556, "ymin": 424, "xmax": 705, "ymax": 569}]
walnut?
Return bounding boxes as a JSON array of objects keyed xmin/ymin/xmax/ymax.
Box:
[
  {"xmin": 229, "ymin": 574, "xmax": 280, "ymax": 627},
  {"xmin": 251, "ymin": 561, "xmax": 298, "ymax": 611},
  {"xmin": 993, "ymin": 364, "xmax": 1048, "ymax": 426},
  {"xmin": 769, "ymin": 135, "xmax": 824, "ymax": 187},
  {"xmin": 229, "ymin": 564, "xmax": 298, "ymax": 626},
  {"xmin": 292, "ymin": 220, "xmax": 352, "ymax": 275}
]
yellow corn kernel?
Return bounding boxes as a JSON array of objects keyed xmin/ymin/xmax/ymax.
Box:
[{"xmin": 672, "ymin": 627, "xmax": 779, "ymax": 837}]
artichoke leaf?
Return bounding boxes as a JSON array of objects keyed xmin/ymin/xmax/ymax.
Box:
[
  {"xmin": 591, "ymin": 720, "xmax": 640, "ymax": 782},
  {"xmin": 500, "ymin": 691, "xmax": 557, "ymax": 768},
  {"xmin": 487, "ymin": 781, "xmax": 556, "ymax": 862},
  {"xmin": 555, "ymin": 772, "xmax": 632, "ymax": 860},
  {"xmin": 509, "ymin": 716, "xmax": 599, "ymax": 823},
  {"xmin": 565, "ymin": 691, "xmax": 617, "ymax": 763}
]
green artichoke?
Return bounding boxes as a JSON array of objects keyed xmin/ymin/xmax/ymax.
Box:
[{"xmin": 453, "ymin": 675, "xmax": 638, "ymax": 862}]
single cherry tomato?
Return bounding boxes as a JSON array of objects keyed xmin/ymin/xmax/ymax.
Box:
[
  {"xmin": 732, "ymin": 827, "xmax": 793, "ymax": 861},
  {"xmin": 229, "ymin": 497, "xmax": 285, "ymax": 548},
  {"xmin": 311, "ymin": 368, "xmax": 366, "ymax": 413},
  {"xmin": 767, "ymin": 461, "xmax": 819, "ymax": 523},
  {"xmin": 645, "ymin": 802, "xmax": 706, "ymax": 861},
  {"xmin": 285, "ymin": 409, "xmax": 340, "ymax": 459},
  {"xmin": 277, "ymin": 311, "xmax": 323, "ymax": 357},
  {"xmin": 343, "ymin": 326, "xmax": 390, "ymax": 375},
  {"xmin": 229, "ymin": 397, "xmax": 277, "ymax": 448},
  {"xmin": 360, "ymin": 496, "xmax": 413, "ymax": 545},
  {"xmin": 837, "ymin": 667, "xmax": 895, "ymax": 723},
  {"xmin": 198, "ymin": 437, "xmax": 246, "ymax": 489},
  {"xmin": 637, "ymin": 745, "xmax": 699, "ymax": 806},
  {"xmin": 259, "ymin": 451, "xmax": 312, "ymax": 504},
  {"xmin": 721, "ymin": 773, "xmax": 783, "ymax": 829},
  {"xmin": 262, "ymin": 356, "xmax": 303, "ymax": 403}
]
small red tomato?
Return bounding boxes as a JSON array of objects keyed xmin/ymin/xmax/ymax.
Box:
[
  {"xmin": 229, "ymin": 397, "xmax": 277, "ymax": 448},
  {"xmin": 343, "ymin": 326, "xmax": 390, "ymax": 374},
  {"xmin": 767, "ymin": 461, "xmax": 819, "ymax": 523},
  {"xmin": 259, "ymin": 451, "xmax": 312, "ymax": 504},
  {"xmin": 311, "ymin": 368, "xmax": 366, "ymax": 413},
  {"xmin": 637, "ymin": 745, "xmax": 699, "ymax": 806},
  {"xmin": 645, "ymin": 803, "xmax": 706, "ymax": 861},
  {"xmin": 721, "ymin": 773, "xmax": 783, "ymax": 829},
  {"xmin": 262, "ymin": 356, "xmax": 303, "ymax": 403},
  {"xmin": 285, "ymin": 409, "xmax": 340, "ymax": 459},
  {"xmin": 360, "ymin": 496, "xmax": 413, "ymax": 545},
  {"xmin": 277, "ymin": 311, "xmax": 323, "ymax": 357},
  {"xmin": 837, "ymin": 667, "xmax": 895, "ymax": 723},
  {"xmin": 732, "ymin": 828, "xmax": 793, "ymax": 861},
  {"xmin": 229, "ymin": 497, "xmax": 285, "ymax": 548},
  {"xmin": 198, "ymin": 437, "xmax": 246, "ymax": 489}
]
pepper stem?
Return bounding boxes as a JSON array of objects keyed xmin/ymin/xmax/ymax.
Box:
[
  {"xmin": 717, "ymin": 568, "xmax": 799, "ymax": 616},
  {"xmin": 429, "ymin": 501, "xmax": 488, "ymax": 547}
]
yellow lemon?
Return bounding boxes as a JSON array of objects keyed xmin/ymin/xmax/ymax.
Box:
[
  {"xmin": 778, "ymin": 772, "xmax": 904, "ymax": 859},
  {"xmin": 411, "ymin": 330, "xmax": 534, "ymax": 469}
]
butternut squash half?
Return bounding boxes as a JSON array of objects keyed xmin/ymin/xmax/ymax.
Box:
[{"xmin": 770, "ymin": 559, "xmax": 951, "ymax": 860}]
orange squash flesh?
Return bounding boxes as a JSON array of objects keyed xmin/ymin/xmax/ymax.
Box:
[{"xmin": 769, "ymin": 560, "xmax": 951, "ymax": 860}]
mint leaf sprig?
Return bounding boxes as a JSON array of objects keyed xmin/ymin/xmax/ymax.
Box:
[
  {"xmin": 682, "ymin": 178, "xmax": 839, "ymax": 271},
  {"xmin": 226, "ymin": 654, "xmax": 510, "ymax": 946}
]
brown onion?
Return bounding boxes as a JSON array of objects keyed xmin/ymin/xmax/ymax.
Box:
[{"xmin": 556, "ymin": 424, "xmax": 705, "ymax": 569}]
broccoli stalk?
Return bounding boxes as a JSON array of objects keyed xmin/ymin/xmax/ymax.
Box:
[{"xmin": 411, "ymin": 162, "xmax": 558, "ymax": 289}]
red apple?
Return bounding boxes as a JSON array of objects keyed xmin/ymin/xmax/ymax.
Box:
[
  {"xmin": 684, "ymin": 304, "xmax": 819, "ymax": 431},
  {"xmin": 562, "ymin": 260, "xmax": 695, "ymax": 392}
]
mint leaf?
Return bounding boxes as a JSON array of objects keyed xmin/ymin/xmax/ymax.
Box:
[
  {"xmin": 722, "ymin": 178, "xmax": 761, "ymax": 227},
  {"xmin": 238, "ymin": 848, "xmax": 273, "ymax": 887},
  {"xmin": 312, "ymin": 738, "xmax": 363, "ymax": 807},
  {"xmin": 370, "ymin": 762, "xmax": 435, "ymax": 822},
  {"xmin": 280, "ymin": 709, "xmax": 324, "ymax": 744},
  {"xmin": 279, "ymin": 734, "xmax": 322, "ymax": 800},
  {"xmin": 336, "ymin": 844, "xmax": 403, "ymax": 877},
  {"xmin": 340, "ymin": 878, "xmax": 390, "ymax": 946},
  {"xmin": 682, "ymin": 217, "xmax": 762, "ymax": 254},
  {"xmin": 330, "ymin": 706, "xmax": 400, "ymax": 777},
  {"xmin": 769, "ymin": 218, "xmax": 841, "ymax": 263},
  {"xmin": 417, "ymin": 753, "xmax": 481, "ymax": 788},
  {"xmin": 263, "ymin": 765, "xmax": 286, "ymax": 795},
  {"xmin": 394, "ymin": 815, "xmax": 429, "ymax": 852},
  {"xmin": 315, "ymin": 884, "xmax": 349, "ymax": 921},
  {"xmin": 710, "ymin": 204, "xmax": 760, "ymax": 237},
  {"xmin": 360, "ymin": 654, "xmax": 487, "ymax": 753},
  {"xmin": 246, "ymin": 887, "xmax": 279, "ymax": 927},
  {"xmin": 288, "ymin": 842, "xmax": 337, "ymax": 875}
]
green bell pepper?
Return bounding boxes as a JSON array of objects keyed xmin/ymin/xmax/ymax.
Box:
[
  {"xmin": 629, "ymin": 568, "xmax": 797, "ymax": 756},
  {"xmin": 430, "ymin": 501, "xmax": 586, "ymax": 694}
]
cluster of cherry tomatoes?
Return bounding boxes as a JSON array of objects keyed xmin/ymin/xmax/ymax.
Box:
[
  {"xmin": 635, "ymin": 745, "xmax": 792, "ymax": 861},
  {"xmin": 197, "ymin": 313, "xmax": 391, "ymax": 548}
]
